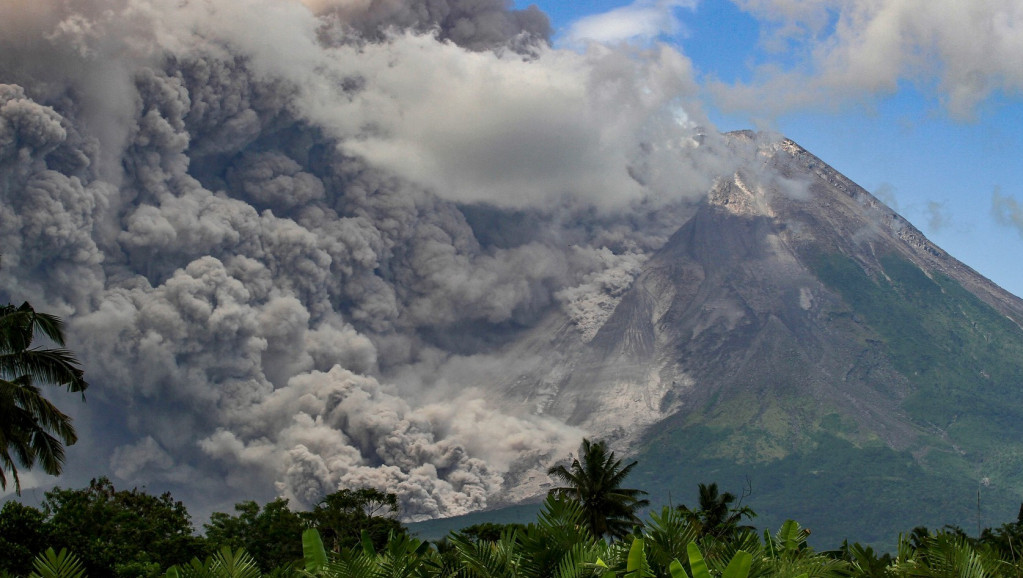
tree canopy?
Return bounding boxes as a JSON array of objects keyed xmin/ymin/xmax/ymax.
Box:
[
  {"xmin": 43, "ymin": 477, "xmax": 206, "ymax": 577},
  {"xmin": 204, "ymin": 498, "xmax": 306, "ymax": 573},
  {"xmin": 303, "ymin": 487, "xmax": 406, "ymax": 552},
  {"xmin": 679, "ymin": 482, "xmax": 756, "ymax": 541}
]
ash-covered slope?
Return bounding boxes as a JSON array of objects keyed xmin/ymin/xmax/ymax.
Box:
[{"xmin": 504, "ymin": 131, "xmax": 1023, "ymax": 544}]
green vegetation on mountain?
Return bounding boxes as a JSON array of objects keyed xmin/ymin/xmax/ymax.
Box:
[
  {"xmin": 631, "ymin": 253, "xmax": 1023, "ymax": 549},
  {"xmin": 634, "ymin": 425, "xmax": 997, "ymax": 548},
  {"xmin": 813, "ymin": 253, "xmax": 1023, "ymax": 495},
  {"xmin": 813, "ymin": 253, "xmax": 1023, "ymax": 437}
]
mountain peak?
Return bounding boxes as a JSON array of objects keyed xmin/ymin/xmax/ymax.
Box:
[{"xmin": 500, "ymin": 132, "xmax": 1023, "ymax": 544}]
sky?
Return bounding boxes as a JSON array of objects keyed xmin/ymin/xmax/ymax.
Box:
[{"xmin": 523, "ymin": 0, "xmax": 1023, "ymax": 299}]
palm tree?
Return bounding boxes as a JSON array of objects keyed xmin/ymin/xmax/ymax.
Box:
[
  {"xmin": 0, "ymin": 302, "xmax": 88, "ymax": 493},
  {"xmin": 547, "ymin": 438, "xmax": 649, "ymax": 540},
  {"xmin": 679, "ymin": 483, "xmax": 756, "ymax": 540}
]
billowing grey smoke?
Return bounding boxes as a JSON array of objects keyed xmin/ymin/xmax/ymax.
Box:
[
  {"xmin": 0, "ymin": 0, "xmax": 730, "ymax": 518},
  {"xmin": 305, "ymin": 0, "xmax": 552, "ymax": 52}
]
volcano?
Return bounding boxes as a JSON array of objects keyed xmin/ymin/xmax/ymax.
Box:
[
  {"xmin": 496, "ymin": 131, "xmax": 1023, "ymax": 546},
  {"xmin": 4, "ymin": 7, "xmax": 1023, "ymax": 543}
]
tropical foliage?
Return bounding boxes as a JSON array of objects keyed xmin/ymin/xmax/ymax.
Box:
[
  {"xmin": 204, "ymin": 499, "xmax": 306, "ymax": 573},
  {"xmin": 548, "ymin": 439, "xmax": 650, "ymax": 540},
  {"xmin": 40, "ymin": 477, "xmax": 206, "ymax": 577},
  {"xmin": 678, "ymin": 483, "xmax": 755, "ymax": 541},
  {"xmin": 9, "ymin": 440, "xmax": 1023, "ymax": 578},
  {"xmin": 164, "ymin": 548, "xmax": 265, "ymax": 578},
  {"xmin": 0, "ymin": 302, "xmax": 88, "ymax": 493},
  {"xmin": 303, "ymin": 488, "xmax": 405, "ymax": 553},
  {"xmin": 28, "ymin": 547, "xmax": 87, "ymax": 578},
  {"xmin": 154, "ymin": 503, "xmax": 1023, "ymax": 578},
  {"xmin": 0, "ymin": 477, "xmax": 406, "ymax": 577}
]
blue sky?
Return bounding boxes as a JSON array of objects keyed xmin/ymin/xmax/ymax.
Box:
[{"xmin": 521, "ymin": 0, "xmax": 1023, "ymax": 299}]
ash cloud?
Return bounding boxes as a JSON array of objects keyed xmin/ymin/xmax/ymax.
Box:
[
  {"xmin": 0, "ymin": 0, "xmax": 730, "ymax": 517},
  {"xmin": 302, "ymin": 0, "xmax": 552, "ymax": 52}
]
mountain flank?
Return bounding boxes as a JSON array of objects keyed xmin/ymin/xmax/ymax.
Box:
[{"xmin": 499, "ymin": 130, "xmax": 1023, "ymax": 547}]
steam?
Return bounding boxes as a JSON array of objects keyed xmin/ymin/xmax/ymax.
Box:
[{"xmin": 0, "ymin": 0, "xmax": 726, "ymax": 517}]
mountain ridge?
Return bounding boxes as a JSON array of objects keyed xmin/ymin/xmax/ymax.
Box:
[
  {"xmin": 764, "ymin": 131, "xmax": 1023, "ymax": 324},
  {"xmin": 490, "ymin": 131, "xmax": 1023, "ymax": 545}
]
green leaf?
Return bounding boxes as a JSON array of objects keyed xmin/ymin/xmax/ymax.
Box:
[
  {"xmin": 626, "ymin": 538, "xmax": 646, "ymax": 575},
  {"xmin": 777, "ymin": 520, "xmax": 802, "ymax": 552},
  {"xmin": 360, "ymin": 530, "xmax": 375, "ymax": 557},
  {"xmin": 669, "ymin": 559, "xmax": 689, "ymax": 578},
  {"xmin": 302, "ymin": 528, "xmax": 328, "ymax": 572},
  {"xmin": 721, "ymin": 551, "xmax": 752, "ymax": 578},
  {"xmin": 212, "ymin": 547, "xmax": 262, "ymax": 578},
  {"xmin": 412, "ymin": 539, "xmax": 431, "ymax": 558},
  {"xmin": 686, "ymin": 543, "xmax": 710, "ymax": 578}
]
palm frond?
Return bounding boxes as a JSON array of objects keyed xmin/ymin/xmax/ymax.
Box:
[
  {"xmin": 28, "ymin": 547, "xmax": 86, "ymax": 578},
  {"xmin": 209, "ymin": 547, "xmax": 264, "ymax": 578},
  {"xmin": 551, "ymin": 542, "xmax": 601, "ymax": 578},
  {"xmin": 643, "ymin": 506, "xmax": 699, "ymax": 573},
  {"xmin": 0, "ymin": 303, "xmax": 67, "ymax": 346},
  {"xmin": 0, "ymin": 303, "xmax": 86, "ymax": 492},
  {"xmin": 0, "ymin": 348, "xmax": 88, "ymax": 393},
  {"xmin": 451, "ymin": 527, "xmax": 521, "ymax": 578},
  {"xmin": 376, "ymin": 532, "xmax": 435, "ymax": 578}
]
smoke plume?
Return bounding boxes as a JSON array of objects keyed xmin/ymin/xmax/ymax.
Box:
[{"xmin": 0, "ymin": 0, "xmax": 726, "ymax": 518}]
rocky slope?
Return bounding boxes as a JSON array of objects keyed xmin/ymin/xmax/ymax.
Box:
[{"xmin": 498, "ymin": 131, "xmax": 1023, "ymax": 545}]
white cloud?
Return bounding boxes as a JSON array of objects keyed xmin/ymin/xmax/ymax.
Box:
[
  {"xmin": 341, "ymin": 36, "xmax": 705, "ymax": 208},
  {"xmin": 566, "ymin": 0, "xmax": 698, "ymax": 45},
  {"xmin": 719, "ymin": 0, "xmax": 1023, "ymax": 118}
]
